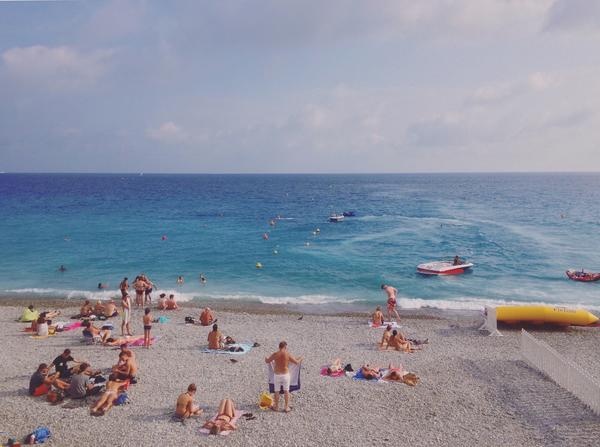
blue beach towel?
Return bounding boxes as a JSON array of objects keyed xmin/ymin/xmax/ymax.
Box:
[
  {"xmin": 353, "ymin": 368, "xmax": 384, "ymax": 382},
  {"xmin": 200, "ymin": 343, "xmax": 253, "ymax": 355}
]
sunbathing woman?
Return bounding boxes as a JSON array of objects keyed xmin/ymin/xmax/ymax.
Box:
[
  {"xmin": 326, "ymin": 358, "xmax": 343, "ymax": 376},
  {"xmin": 103, "ymin": 335, "xmax": 145, "ymax": 346},
  {"xmin": 202, "ymin": 399, "xmax": 237, "ymax": 435},
  {"xmin": 382, "ymin": 363, "xmax": 405, "ymax": 382},
  {"xmin": 360, "ymin": 365, "xmax": 382, "ymax": 380},
  {"xmin": 90, "ymin": 374, "xmax": 127, "ymax": 415},
  {"xmin": 83, "ymin": 321, "xmax": 111, "ymax": 343},
  {"xmin": 388, "ymin": 330, "xmax": 419, "ymax": 353}
]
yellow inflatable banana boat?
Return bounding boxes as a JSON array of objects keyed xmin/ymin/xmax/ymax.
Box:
[{"xmin": 496, "ymin": 305, "xmax": 598, "ymax": 326}]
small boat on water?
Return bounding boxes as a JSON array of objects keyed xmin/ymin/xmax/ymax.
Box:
[
  {"xmin": 566, "ymin": 270, "xmax": 600, "ymax": 282},
  {"xmin": 329, "ymin": 213, "xmax": 344, "ymax": 223},
  {"xmin": 417, "ymin": 260, "xmax": 474, "ymax": 276},
  {"xmin": 342, "ymin": 211, "xmax": 356, "ymax": 217}
]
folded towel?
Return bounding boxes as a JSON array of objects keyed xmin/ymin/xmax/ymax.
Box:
[
  {"xmin": 320, "ymin": 367, "xmax": 345, "ymax": 378},
  {"xmin": 198, "ymin": 410, "xmax": 243, "ymax": 436},
  {"xmin": 200, "ymin": 343, "xmax": 253, "ymax": 355},
  {"xmin": 268, "ymin": 363, "xmax": 301, "ymax": 394}
]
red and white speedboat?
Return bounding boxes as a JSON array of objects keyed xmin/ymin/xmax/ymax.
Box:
[
  {"xmin": 417, "ymin": 260, "xmax": 474, "ymax": 276},
  {"xmin": 566, "ymin": 270, "xmax": 600, "ymax": 282}
]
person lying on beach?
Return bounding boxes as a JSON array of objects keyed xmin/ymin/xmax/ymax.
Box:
[
  {"xmin": 50, "ymin": 349, "xmax": 81, "ymax": 379},
  {"xmin": 382, "ymin": 364, "xmax": 404, "ymax": 382},
  {"xmin": 90, "ymin": 374, "xmax": 127, "ymax": 416},
  {"xmin": 387, "ymin": 330, "xmax": 419, "ymax": 353},
  {"xmin": 208, "ymin": 324, "xmax": 223, "ymax": 350},
  {"xmin": 378, "ymin": 324, "xmax": 393, "ymax": 350},
  {"xmin": 199, "ymin": 307, "xmax": 215, "ymax": 326},
  {"xmin": 360, "ymin": 365, "xmax": 382, "ymax": 380},
  {"xmin": 157, "ymin": 293, "xmax": 167, "ymax": 310},
  {"xmin": 82, "ymin": 321, "xmax": 112, "ymax": 343},
  {"xmin": 372, "ymin": 306, "xmax": 385, "ymax": 326},
  {"xmin": 29, "ymin": 363, "xmax": 68, "ymax": 396},
  {"xmin": 224, "ymin": 335, "xmax": 236, "ymax": 345},
  {"xmin": 326, "ymin": 359, "xmax": 343, "ymax": 376},
  {"xmin": 166, "ymin": 294, "xmax": 179, "ymax": 310},
  {"xmin": 104, "ymin": 335, "xmax": 145, "ymax": 347},
  {"xmin": 175, "ymin": 383, "xmax": 203, "ymax": 419},
  {"xmin": 202, "ymin": 399, "xmax": 237, "ymax": 435}
]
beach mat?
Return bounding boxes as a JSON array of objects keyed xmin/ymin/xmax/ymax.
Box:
[
  {"xmin": 200, "ymin": 343, "xmax": 253, "ymax": 355},
  {"xmin": 199, "ymin": 410, "xmax": 242, "ymax": 436},
  {"xmin": 368, "ymin": 321, "xmax": 400, "ymax": 329},
  {"xmin": 320, "ymin": 367, "xmax": 345, "ymax": 378}
]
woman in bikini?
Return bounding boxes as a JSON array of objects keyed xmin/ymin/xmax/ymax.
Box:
[
  {"xmin": 203, "ymin": 399, "xmax": 237, "ymax": 435},
  {"xmin": 90, "ymin": 374, "xmax": 127, "ymax": 415},
  {"xmin": 360, "ymin": 365, "xmax": 382, "ymax": 380},
  {"xmin": 326, "ymin": 358, "xmax": 343, "ymax": 376}
]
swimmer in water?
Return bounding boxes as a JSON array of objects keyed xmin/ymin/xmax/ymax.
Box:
[
  {"xmin": 177, "ymin": 276, "xmax": 184, "ymax": 285},
  {"xmin": 59, "ymin": 265, "xmax": 67, "ymax": 272},
  {"xmin": 200, "ymin": 274, "xmax": 207, "ymax": 284},
  {"xmin": 97, "ymin": 283, "xmax": 108, "ymax": 290}
]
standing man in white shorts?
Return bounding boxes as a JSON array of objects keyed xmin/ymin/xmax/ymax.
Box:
[
  {"xmin": 121, "ymin": 293, "xmax": 132, "ymax": 336},
  {"xmin": 265, "ymin": 341, "xmax": 302, "ymax": 413}
]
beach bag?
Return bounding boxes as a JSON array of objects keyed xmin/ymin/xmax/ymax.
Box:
[
  {"xmin": 184, "ymin": 316, "xmax": 195, "ymax": 324},
  {"xmin": 114, "ymin": 392, "xmax": 129, "ymax": 406},
  {"xmin": 47, "ymin": 390, "xmax": 64, "ymax": 404},
  {"xmin": 158, "ymin": 316, "xmax": 169, "ymax": 323},
  {"xmin": 258, "ymin": 392, "xmax": 273, "ymax": 410}
]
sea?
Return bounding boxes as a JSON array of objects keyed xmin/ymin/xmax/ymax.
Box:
[{"xmin": 1, "ymin": 173, "xmax": 600, "ymax": 312}]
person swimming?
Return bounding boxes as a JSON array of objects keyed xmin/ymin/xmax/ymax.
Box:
[{"xmin": 58, "ymin": 265, "xmax": 66, "ymax": 272}]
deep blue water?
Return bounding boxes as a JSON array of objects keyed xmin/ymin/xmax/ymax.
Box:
[{"xmin": 1, "ymin": 173, "xmax": 600, "ymax": 310}]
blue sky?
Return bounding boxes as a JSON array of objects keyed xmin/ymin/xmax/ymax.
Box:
[{"xmin": 1, "ymin": 0, "xmax": 600, "ymax": 173}]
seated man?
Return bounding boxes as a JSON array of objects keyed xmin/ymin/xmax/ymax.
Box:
[
  {"xmin": 199, "ymin": 307, "xmax": 215, "ymax": 326},
  {"xmin": 80, "ymin": 300, "xmax": 93, "ymax": 318},
  {"xmin": 175, "ymin": 383, "xmax": 203, "ymax": 419},
  {"xmin": 372, "ymin": 306, "xmax": 385, "ymax": 326},
  {"xmin": 94, "ymin": 300, "xmax": 105, "ymax": 316},
  {"xmin": 378, "ymin": 324, "xmax": 393, "ymax": 350},
  {"xmin": 103, "ymin": 300, "xmax": 118, "ymax": 318},
  {"xmin": 29, "ymin": 363, "xmax": 68, "ymax": 396},
  {"xmin": 157, "ymin": 293, "xmax": 167, "ymax": 310},
  {"xmin": 202, "ymin": 399, "xmax": 237, "ymax": 435},
  {"xmin": 453, "ymin": 255, "xmax": 462, "ymax": 266},
  {"xmin": 166, "ymin": 294, "xmax": 179, "ymax": 310},
  {"xmin": 66, "ymin": 363, "xmax": 97, "ymax": 399},
  {"xmin": 207, "ymin": 324, "xmax": 223, "ymax": 350},
  {"xmin": 90, "ymin": 374, "xmax": 127, "ymax": 416},
  {"xmin": 112, "ymin": 351, "xmax": 138, "ymax": 382},
  {"xmin": 82, "ymin": 321, "xmax": 111, "ymax": 343},
  {"xmin": 388, "ymin": 330, "xmax": 418, "ymax": 353},
  {"xmin": 50, "ymin": 349, "xmax": 81, "ymax": 379}
]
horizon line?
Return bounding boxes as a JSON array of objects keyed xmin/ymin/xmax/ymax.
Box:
[{"xmin": 1, "ymin": 170, "xmax": 600, "ymax": 175}]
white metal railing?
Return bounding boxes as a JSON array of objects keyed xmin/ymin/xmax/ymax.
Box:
[{"xmin": 520, "ymin": 329, "xmax": 600, "ymax": 415}]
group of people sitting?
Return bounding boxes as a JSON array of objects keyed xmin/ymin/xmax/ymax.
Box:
[
  {"xmin": 157, "ymin": 293, "xmax": 179, "ymax": 310},
  {"xmin": 78, "ymin": 300, "xmax": 119, "ymax": 319},
  {"xmin": 175, "ymin": 385, "xmax": 238, "ymax": 435},
  {"xmin": 28, "ymin": 346, "xmax": 139, "ymax": 416},
  {"xmin": 378, "ymin": 325, "xmax": 420, "ymax": 352}
]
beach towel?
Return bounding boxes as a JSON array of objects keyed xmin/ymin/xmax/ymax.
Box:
[
  {"xmin": 200, "ymin": 343, "xmax": 253, "ymax": 355},
  {"xmin": 63, "ymin": 321, "xmax": 83, "ymax": 332},
  {"xmin": 157, "ymin": 316, "xmax": 169, "ymax": 324},
  {"xmin": 199, "ymin": 410, "xmax": 242, "ymax": 436},
  {"xmin": 368, "ymin": 321, "xmax": 400, "ymax": 329},
  {"xmin": 320, "ymin": 367, "xmax": 345, "ymax": 378},
  {"xmin": 129, "ymin": 336, "xmax": 156, "ymax": 347},
  {"xmin": 268, "ymin": 363, "xmax": 301, "ymax": 394},
  {"xmin": 352, "ymin": 368, "xmax": 383, "ymax": 382}
]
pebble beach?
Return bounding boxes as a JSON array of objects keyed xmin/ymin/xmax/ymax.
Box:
[{"xmin": 1, "ymin": 301, "xmax": 599, "ymax": 446}]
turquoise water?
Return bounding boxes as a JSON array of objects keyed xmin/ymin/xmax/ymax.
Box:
[{"xmin": 1, "ymin": 173, "xmax": 600, "ymax": 310}]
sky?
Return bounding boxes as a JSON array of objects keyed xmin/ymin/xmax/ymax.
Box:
[{"xmin": 1, "ymin": 0, "xmax": 600, "ymax": 173}]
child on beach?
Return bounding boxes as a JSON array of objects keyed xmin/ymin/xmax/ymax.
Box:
[{"xmin": 143, "ymin": 308, "xmax": 152, "ymax": 349}]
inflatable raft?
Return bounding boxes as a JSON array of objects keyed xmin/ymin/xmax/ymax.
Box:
[
  {"xmin": 417, "ymin": 261, "xmax": 474, "ymax": 275},
  {"xmin": 496, "ymin": 305, "xmax": 598, "ymax": 326},
  {"xmin": 566, "ymin": 270, "xmax": 600, "ymax": 282}
]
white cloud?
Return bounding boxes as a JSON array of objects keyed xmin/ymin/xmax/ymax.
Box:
[
  {"xmin": 544, "ymin": 0, "xmax": 600, "ymax": 33},
  {"xmin": 146, "ymin": 121, "xmax": 187, "ymax": 143},
  {"xmin": 1, "ymin": 45, "xmax": 113, "ymax": 89}
]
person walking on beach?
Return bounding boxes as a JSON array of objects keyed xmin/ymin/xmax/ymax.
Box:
[
  {"xmin": 381, "ymin": 284, "xmax": 401, "ymax": 322},
  {"xmin": 121, "ymin": 293, "xmax": 132, "ymax": 336},
  {"xmin": 265, "ymin": 341, "xmax": 303, "ymax": 413},
  {"xmin": 143, "ymin": 308, "xmax": 152, "ymax": 349},
  {"xmin": 119, "ymin": 277, "xmax": 129, "ymax": 298}
]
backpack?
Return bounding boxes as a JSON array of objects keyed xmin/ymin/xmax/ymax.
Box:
[
  {"xmin": 25, "ymin": 426, "xmax": 51, "ymax": 444},
  {"xmin": 184, "ymin": 316, "xmax": 195, "ymax": 324},
  {"xmin": 47, "ymin": 389, "xmax": 64, "ymax": 404},
  {"xmin": 114, "ymin": 392, "xmax": 129, "ymax": 406}
]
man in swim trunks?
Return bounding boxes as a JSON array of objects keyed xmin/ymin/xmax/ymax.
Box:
[
  {"xmin": 121, "ymin": 293, "xmax": 132, "ymax": 336},
  {"xmin": 133, "ymin": 276, "xmax": 146, "ymax": 307},
  {"xmin": 119, "ymin": 277, "xmax": 129, "ymax": 298},
  {"xmin": 381, "ymin": 284, "xmax": 401, "ymax": 322},
  {"xmin": 79, "ymin": 300, "xmax": 93, "ymax": 318},
  {"xmin": 199, "ymin": 307, "xmax": 215, "ymax": 326},
  {"xmin": 372, "ymin": 306, "xmax": 385, "ymax": 326},
  {"xmin": 104, "ymin": 299, "xmax": 117, "ymax": 318},
  {"xmin": 142, "ymin": 274, "xmax": 154, "ymax": 305},
  {"xmin": 166, "ymin": 294, "xmax": 179, "ymax": 310},
  {"xmin": 265, "ymin": 341, "xmax": 303, "ymax": 413},
  {"xmin": 175, "ymin": 383, "xmax": 203, "ymax": 419},
  {"xmin": 202, "ymin": 399, "xmax": 237, "ymax": 435},
  {"xmin": 143, "ymin": 308, "xmax": 152, "ymax": 349},
  {"xmin": 207, "ymin": 324, "xmax": 223, "ymax": 350}
]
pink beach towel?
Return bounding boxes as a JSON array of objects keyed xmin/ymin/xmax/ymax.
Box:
[
  {"xmin": 199, "ymin": 410, "xmax": 242, "ymax": 436},
  {"xmin": 320, "ymin": 367, "xmax": 345, "ymax": 378},
  {"xmin": 129, "ymin": 336, "xmax": 156, "ymax": 347},
  {"xmin": 63, "ymin": 321, "xmax": 83, "ymax": 331}
]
